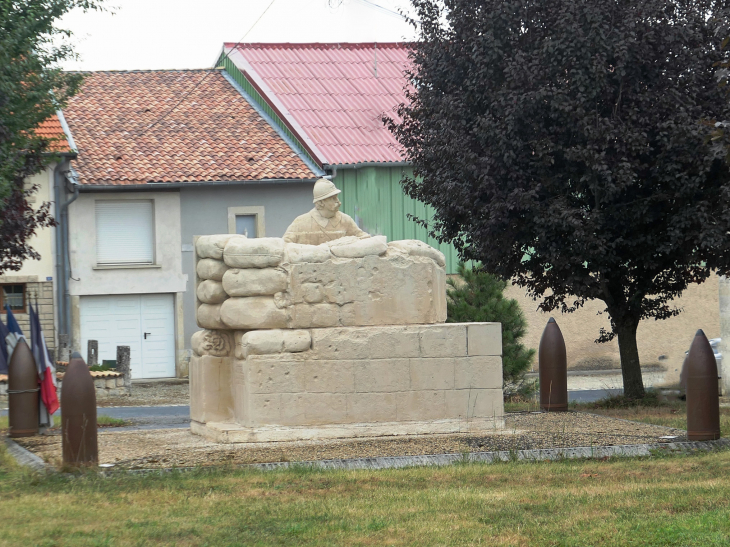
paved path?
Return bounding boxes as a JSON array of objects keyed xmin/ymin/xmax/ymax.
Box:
[
  {"xmin": 0, "ymin": 405, "xmax": 190, "ymax": 431},
  {"xmin": 95, "ymin": 405, "xmax": 190, "ymax": 430}
]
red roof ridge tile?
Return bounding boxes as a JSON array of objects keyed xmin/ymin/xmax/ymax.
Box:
[
  {"xmin": 66, "ymin": 68, "xmax": 224, "ymax": 75},
  {"xmin": 225, "ymin": 42, "xmax": 412, "ymax": 49}
]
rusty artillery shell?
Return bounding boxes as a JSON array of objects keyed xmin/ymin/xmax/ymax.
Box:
[
  {"xmin": 539, "ymin": 317, "xmax": 568, "ymax": 411},
  {"xmin": 61, "ymin": 352, "xmax": 98, "ymax": 466},
  {"xmin": 8, "ymin": 339, "xmax": 39, "ymax": 438},
  {"xmin": 686, "ymin": 329, "xmax": 720, "ymax": 441}
]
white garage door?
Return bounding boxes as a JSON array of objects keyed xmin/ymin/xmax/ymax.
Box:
[{"xmin": 80, "ymin": 294, "xmax": 175, "ymax": 379}]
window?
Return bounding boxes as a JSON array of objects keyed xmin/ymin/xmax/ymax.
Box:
[
  {"xmin": 96, "ymin": 200, "xmax": 155, "ymax": 265},
  {"xmin": 235, "ymin": 215, "xmax": 257, "ymax": 237},
  {"xmin": 0, "ymin": 284, "xmax": 26, "ymax": 313},
  {"xmin": 227, "ymin": 206, "xmax": 265, "ymax": 237}
]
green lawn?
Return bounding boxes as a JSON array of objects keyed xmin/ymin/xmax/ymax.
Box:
[{"xmin": 2, "ymin": 441, "xmax": 730, "ymax": 546}]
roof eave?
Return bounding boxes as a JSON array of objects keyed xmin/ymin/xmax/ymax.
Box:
[{"xmin": 75, "ymin": 177, "xmax": 320, "ymax": 192}]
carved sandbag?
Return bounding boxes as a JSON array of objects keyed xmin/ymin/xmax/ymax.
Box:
[
  {"xmin": 222, "ymin": 268, "xmax": 288, "ymax": 297},
  {"xmin": 196, "ymin": 258, "xmax": 229, "ymax": 281},
  {"xmin": 196, "ymin": 280, "xmax": 228, "ymax": 304},
  {"xmin": 330, "ymin": 235, "xmax": 388, "ymax": 258},
  {"xmin": 196, "ymin": 303, "xmax": 226, "ymax": 329},
  {"xmin": 196, "ymin": 234, "xmax": 241, "ymax": 260},
  {"xmin": 224, "ymin": 237, "xmax": 285, "ymax": 268},
  {"xmin": 285, "ymin": 242, "xmax": 332, "ymax": 264},
  {"xmin": 389, "ymin": 239, "xmax": 446, "ymax": 267}
]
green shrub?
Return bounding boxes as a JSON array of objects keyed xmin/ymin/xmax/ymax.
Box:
[{"xmin": 447, "ymin": 263, "xmax": 536, "ymax": 395}]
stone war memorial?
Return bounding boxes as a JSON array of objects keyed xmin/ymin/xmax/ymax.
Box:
[{"xmin": 190, "ymin": 179, "xmax": 504, "ymax": 442}]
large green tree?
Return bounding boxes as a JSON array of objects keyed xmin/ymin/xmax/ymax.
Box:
[
  {"xmin": 0, "ymin": 0, "xmax": 102, "ymax": 272},
  {"xmin": 389, "ymin": 0, "xmax": 730, "ymax": 399}
]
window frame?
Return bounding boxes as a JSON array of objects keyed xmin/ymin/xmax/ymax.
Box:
[
  {"xmin": 0, "ymin": 283, "xmax": 27, "ymax": 314},
  {"xmin": 227, "ymin": 206, "xmax": 265, "ymax": 237}
]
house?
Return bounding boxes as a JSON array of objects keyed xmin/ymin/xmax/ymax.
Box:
[
  {"xmin": 0, "ymin": 114, "xmax": 76, "ymax": 357},
  {"xmin": 219, "ymin": 43, "xmax": 721, "ymax": 385},
  {"xmin": 59, "ymin": 68, "xmax": 320, "ymax": 379},
  {"xmin": 220, "ymin": 42, "xmax": 463, "ymax": 272}
]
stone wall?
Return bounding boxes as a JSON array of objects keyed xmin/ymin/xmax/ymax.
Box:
[
  {"xmin": 0, "ymin": 279, "xmax": 55, "ymax": 352},
  {"xmin": 190, "ymin": 323, "xmax": 503, "ymax": 443},
  {"xmin": 0, "ymin": 371, "xmax": 129, "ymax": 401},
  {"xmin": 506, "ymin": 275, "xmax": 720, "ymax": 385}
]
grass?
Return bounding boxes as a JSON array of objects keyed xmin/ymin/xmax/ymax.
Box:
[
  {"xmin": 96, "ymin": 415, "xmax": 128, "ymax": 427},
  {"xmin": 2, "ymin": 442, "xmax": 730, "ymax": 545}
]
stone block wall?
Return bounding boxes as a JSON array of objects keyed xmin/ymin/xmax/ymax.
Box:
[
  {"xmin": 190, "ymin": 323, "xmax": 504, "ymax": 443},
  {"xmin": 0, "ymin": 280, "xmax": 55, "ymax": 352}
]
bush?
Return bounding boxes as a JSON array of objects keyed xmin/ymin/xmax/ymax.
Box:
[{"xmin": 447, "ymin": 263, "xmax": 536, "ymax": 395}]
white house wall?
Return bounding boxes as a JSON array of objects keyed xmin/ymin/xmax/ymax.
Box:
[
  {"xmin": 67, "ymin": 191, "xmax": 186, "ymax": 296},
  {"xmin": 67, "ymin": 190, "xmax": 187, "ymax": 375}
]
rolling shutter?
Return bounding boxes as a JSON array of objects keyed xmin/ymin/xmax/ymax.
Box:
[{"xmin": 95, "ymin": 200, "xmax": 154, "ymax": 264}]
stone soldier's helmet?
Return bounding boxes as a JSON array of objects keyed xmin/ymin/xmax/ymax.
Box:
[{"xmin": 312, "ymin": 178, "xmax": 341, "ymax": 203}]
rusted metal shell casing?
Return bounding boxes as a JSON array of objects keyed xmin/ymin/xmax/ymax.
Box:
[
  {"xmin": 61, "ymin": 352, "xmax": 98, "ymax": 466},
  {"xmin": 8, "ymin": 339, "xmax": 39, "ymax": 438},
  {"xmin": 686, "ymin": 329, "xmax": 721, "ymax": 441},
  {"xmin": 539, "ymin": 317, "xmax": 568, "ymax": 411}
]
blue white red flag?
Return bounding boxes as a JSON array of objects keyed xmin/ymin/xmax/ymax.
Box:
[
  {"xmin": 30, "ymin": 303, "xmax": 59, "ymax": 420},
  {"xmin": 5, "ymin": 305, "xmax": 24, "ymax": 362}
]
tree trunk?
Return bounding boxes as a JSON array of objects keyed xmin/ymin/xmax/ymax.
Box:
[{"xmin": 616, "ymin": 320, "xmax": 646, "ymax": 400}]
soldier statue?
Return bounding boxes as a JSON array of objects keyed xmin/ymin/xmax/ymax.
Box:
[{"xmin": 283, "ymin": 178, "xmax": 370, "ymax": 245}]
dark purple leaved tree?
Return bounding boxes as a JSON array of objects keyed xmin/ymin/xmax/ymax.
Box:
[{"xmin": 389, "ymin": 0, "xmax": 730, "ymax": 399}]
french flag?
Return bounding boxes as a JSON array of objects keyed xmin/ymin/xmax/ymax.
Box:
[{"xmin": 29, "ymin": 303, "xmax": 59, "ymax": 419}]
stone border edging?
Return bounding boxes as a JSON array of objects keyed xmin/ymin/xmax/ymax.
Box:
[
  {"xmin": 249, "ymin": 438, "xmax": 730, "ymax": 471},
  {"xmin": 6, "ymin": 435, "xmax": 730, "ymax": 476},
  {"xmin": 3, "ymin": 436, "xmax": 50, "ymax": 472},
  {"xmin": 107, "ymin": 437, "xmax": 730, "ymax": 476}
]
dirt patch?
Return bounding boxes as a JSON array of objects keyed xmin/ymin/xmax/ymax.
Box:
[{"xmin": 14, "ymin": 412, "xmax": 686, "ymax": 470}]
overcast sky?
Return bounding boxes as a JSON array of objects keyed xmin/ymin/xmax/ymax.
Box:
[{"xmin": 58, "ymin": 0, "xmax": 417, "ymax": 71}]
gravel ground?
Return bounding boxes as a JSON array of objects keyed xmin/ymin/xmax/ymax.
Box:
[{"xmin": 14, "ymin": 412, "xmax": 687, "ymax": 470}]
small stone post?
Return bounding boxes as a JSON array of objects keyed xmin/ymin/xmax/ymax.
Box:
[
  {"xmin": 116, "ymin": 345, "xmax": 132, "ymax": 391},
  {"xmin": 58, "ymin": 334, "xmax": 70, "ymax": 362},
  {"xmin": 87, "ymin": 340, "xmax": 98, "ymax": 366}
]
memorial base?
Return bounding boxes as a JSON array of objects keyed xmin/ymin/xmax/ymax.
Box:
[
  {"xmin": 192, "ymin": 416, "xmax": 504, "ymax": 443},
  {"xmin": 190, "ymin": 323, "xmax": 505, "ymax": 443}
]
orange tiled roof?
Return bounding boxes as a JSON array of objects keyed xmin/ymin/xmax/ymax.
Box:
[
  {"xmin": 34, "ymin": 114, "xmax": 71, "ymax": 152},
  {"xmin": 62, "ymin": 69, "xmax": 317, "ymax": 185}
]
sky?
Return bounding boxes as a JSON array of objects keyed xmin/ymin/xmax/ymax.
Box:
[{"xmin": 58, "ymin": 0, "xmax": 417, "ymax": 71}]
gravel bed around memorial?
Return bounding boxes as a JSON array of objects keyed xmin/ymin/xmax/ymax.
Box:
[{"xmin": 14, "ymin": 412, "xmax": 688, "ymax": 470}]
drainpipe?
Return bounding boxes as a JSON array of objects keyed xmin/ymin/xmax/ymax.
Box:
[
  {"xmin": 61, "ymin": 171, "xmax": 79, "ymax": 345},
  {"xmin": 53, "ymin": 163, "xmax": 79, "ymax": 347}
]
